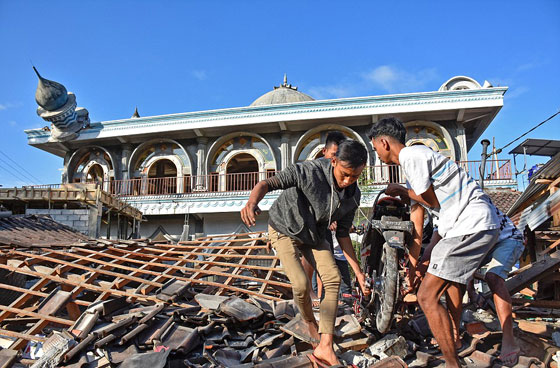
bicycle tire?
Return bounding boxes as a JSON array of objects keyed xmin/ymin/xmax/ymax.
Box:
[{"xmin": 375, "ymin": 242, "xmax": 399, "ymax": 333}]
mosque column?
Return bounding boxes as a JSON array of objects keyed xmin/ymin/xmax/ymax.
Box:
[
  {"xmin": 120, "ymin": 144, "xmax": 133, "ymax": 181},
  {"xmin": 280, "ymin": 132, "xmax": 291, "ymax": 170},
  {"xmin": 62, "ymin": 151, "xmax": 72, "ymax": 183},
  {"xmin": 195, "ymin": 137, "xmax": 208, "ymax": 190}
]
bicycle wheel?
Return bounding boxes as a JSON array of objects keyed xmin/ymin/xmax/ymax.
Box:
[{"xmin": 375, "ymin": 242, "xmax": 399, "ymax": 333}]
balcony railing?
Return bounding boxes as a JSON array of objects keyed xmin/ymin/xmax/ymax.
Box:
[{"xmin": 95, "ymin": 159, "xmax": 512, "ymax": 197}]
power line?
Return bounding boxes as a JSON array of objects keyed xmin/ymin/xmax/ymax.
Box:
[
  {"xmin": 0, "ymin": 156, "xmax": 35, "ymax": 184},
  {"xmin": 0, "ymin": 149, "xmax": 43, "ymax": 183},
  {"xmin": 0, "ymin": 162, "xmax": 31, "ymax": 185},
  {"xmin": 499, "ymin": 110, "xmax": 560, "ymax": 152}
]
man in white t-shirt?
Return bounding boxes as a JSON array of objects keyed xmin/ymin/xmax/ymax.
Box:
[{"xmin": 368, "ymin": 117, "xmax": 500, "ymax": 368}]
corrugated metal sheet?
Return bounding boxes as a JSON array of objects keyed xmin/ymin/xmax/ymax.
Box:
[
  {"xmin": 527, "ymin": 189, "xmax": 560, "ymax": 230},
  {"xmin": 507, "ymin": 152, "xmax": 560, "ymax": 216}
]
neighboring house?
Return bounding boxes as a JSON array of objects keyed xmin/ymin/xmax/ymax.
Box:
[{"xmin": 25, "ymin": 72, "xmax": 515, "ymax": 239}]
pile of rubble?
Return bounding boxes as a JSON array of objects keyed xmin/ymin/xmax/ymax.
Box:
[{"xmin": 0, "ymin": 220, "xmax": 559, "ymax": 367}]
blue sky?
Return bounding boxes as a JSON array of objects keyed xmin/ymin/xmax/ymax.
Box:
[{"xmin": 1, "ymin": 1, "xmax": 559, "ymax": 188}]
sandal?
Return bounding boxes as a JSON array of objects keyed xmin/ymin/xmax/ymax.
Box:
[{"xmin": 308, "ymin": 353, "xmax": 346, "ymax": 368}]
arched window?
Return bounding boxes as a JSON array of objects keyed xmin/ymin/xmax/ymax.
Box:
[
  {"xmin": 294, "ymin": 130, "xmax": 354, "ymax": 162},
  {"xmin": 69, "ymin": 148, "xmax": 114, "ymax": 191},
  {"xmin": 86, "ymin": 164, "xmax": 105, "ymax": 184},
  {"xmin": 208, "ymin": 135, "xmax": 275, "ymax": 192},
  {"xmin": 128, "ymin": 141, "xmax": 192, "ymax": 195},
  {"xmin": 405, "ymin": 123, "xmax": 455, "ymax": 160}
]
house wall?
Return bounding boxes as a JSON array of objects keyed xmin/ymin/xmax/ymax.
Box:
[{"xmin": 25, "ymin": 208, "xmax": 95, "ymax": 236}]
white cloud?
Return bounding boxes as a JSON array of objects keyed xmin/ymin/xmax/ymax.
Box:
[
  {"xmin": 307, "ymin": 85, "xmax": 356, "ymax": 100},
  {"xmin": 363, "ymin": 65, "xmax": 438, "ymax": 94},
  {"xmin": 307, "ymin": 65, "xmax": 439, "ymax": 99},
  {"xmin": 0, "ymin": 102, "xmax": 22, "ymax": 111},
  {"xmin": 505, "ymin": 86, "xmax": 529, "ymax": 99},
  {"xmin": 191, "ymin": 70, "xmax": 207, "ymax": 81}
]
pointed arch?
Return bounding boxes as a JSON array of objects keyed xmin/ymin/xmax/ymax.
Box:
[
  {"xmin": 67, "ymin": 146, "xmax": 117, "ymax": 191},
  {"xmin": 205, "ymin": 132, "xmax": 277, "ymax": 174},
  {"xmin": 128, "ymin": 139, "xmax": 193, "ymax": 178},
  {"xmin": 404, "ymin": 120, "xmax": 456, "ymax": 161},
  {"xmin": 292, "ymin": 124, "xmax": 369, "ymax": 164}
]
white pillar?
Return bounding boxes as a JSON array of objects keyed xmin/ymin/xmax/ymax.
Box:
[
  {"xmin": 195, "ymin": 137, "xmax": 208, "ymax": 190},
  {"xmin": 280, "ymin": 132, "xmax": 291, "ymax": 169}
]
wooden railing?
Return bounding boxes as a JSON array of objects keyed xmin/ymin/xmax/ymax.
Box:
[{"xmin": 68, "ymin": 159, "xmax": 512, "ymax": 197}]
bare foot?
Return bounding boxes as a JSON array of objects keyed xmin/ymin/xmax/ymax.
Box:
[
  {"xmin": 500, "ymin": 339, "xmax": 520, "ymax": 367},
  {"xmin": 312, "ymin": 342, "xmax": 340, "ymax": 366}
]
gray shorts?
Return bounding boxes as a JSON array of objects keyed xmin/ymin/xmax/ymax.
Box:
[
  {"xmin": 428, "ymin": 229, "xmax": 499, "ymax": 284},
  {"xmin": 480, "ymin": 237, "xmax": 525, "ymax": 279}
]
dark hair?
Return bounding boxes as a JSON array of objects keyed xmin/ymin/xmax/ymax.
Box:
[
  {"xmin": 367, "ymin": 117, "xmax": 406, "ymax": 145},
  {"xmin": 335, "ymin": 140, "xmax": 367, "ymax": 168},
  {"xmin": 325, "ymin": 131, "xmax": 346, "ymax": 149}
]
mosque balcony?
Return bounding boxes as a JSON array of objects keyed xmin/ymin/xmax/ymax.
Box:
[
  {"xmin": 27, "ymin": 160, "xmax": 514, "ymax": 216},
  {"xmin": 103, "ymin": 159, "xmax": 514, "ymax": 199}
]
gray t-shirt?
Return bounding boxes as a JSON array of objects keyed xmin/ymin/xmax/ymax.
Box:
[{"xmin": 399, "ymin": 146, "xmax": 499, "ymax": 238}]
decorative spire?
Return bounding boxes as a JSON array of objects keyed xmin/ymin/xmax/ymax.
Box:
[
  {"xmin": 132, "ymin": 106, "xmax": 140, "ymax": 118},
  {"xmin": 33, "ymin": 67, "xmax": 68, "ymax": 111},
  {"xmin": 274, "ymin": 73, "xmax": 298, "ymax": 91}
]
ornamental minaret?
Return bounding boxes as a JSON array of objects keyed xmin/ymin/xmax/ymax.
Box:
[{"xmin": 34, "ymin": 67, "xmax": 89, "ymax": 141}]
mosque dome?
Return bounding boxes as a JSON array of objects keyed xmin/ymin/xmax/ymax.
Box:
[
  {"xmin": 250, "ymin": 75, "xmax": 314, "ymax": 106},
  {"xmin": 33, "ymin": 67, "xmax": 69, "ymax": 111}
]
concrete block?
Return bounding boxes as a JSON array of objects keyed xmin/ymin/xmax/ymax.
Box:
[
  {"xmin": 79, "ymin": 215, "xmax": 90, "ymax": 222},
  {"xmin": 73, "ymin": 220, "xmax": 87, "ymax": 228},
  {"xmin": 54, "ymin": 215, "xmax": 69, "ymax": 222}
]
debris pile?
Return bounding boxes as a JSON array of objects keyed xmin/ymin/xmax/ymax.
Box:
[{"xmin": 0, "ymin": 218, "xmax": 559, "ymax": 367}]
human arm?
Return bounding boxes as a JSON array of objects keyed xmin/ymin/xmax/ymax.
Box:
[
  {"xmin": 385, "ymin": 183, "xmax": 440, "ymax": 209},
  {"xmin": 416, "ymin": 229, "xmax": 441, "ymax": 280},
  {"xmin": 240, "ymin": 181, "xmax": 269, "ymax": 227},
  {"xmin": 406, "ymin": 203, "xmax": 424, "ymax": 294},
  {"xmin": 337, "ymin": 235, "xmax": 370, "ymax": 296}
]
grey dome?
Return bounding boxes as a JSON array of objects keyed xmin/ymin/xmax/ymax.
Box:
[
  {"xmin": 250, "ymin": 75, "xmax": 314, "ymax": 106},
  {"xmin": 33, "ymin": 67, "xmax": 68, "ymax": 111}
]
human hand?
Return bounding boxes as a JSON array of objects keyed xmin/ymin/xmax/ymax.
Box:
[
  {"xmin": 356, "ymin": 272, "xmax": 371, "ymax": 296},
  {"xmin": 240, "ymin": 202, "xmax": 261, "ymax": 227},
  {"xmin": 414, "ymin": 258, "xmax": 430, "ymax": 287},
  {"xmin": 329, "ymin": 221, "xmax": 338, "ymax": 232},
  {"xmin": 385, "ymin": 183, "xmax": 407, "ymax": 198}
]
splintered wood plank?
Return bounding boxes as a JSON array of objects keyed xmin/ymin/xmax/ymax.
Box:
[
  {"xmin": 135, "ymin": 239, "xmax": 220, "ymax": 296},
  {"xmin": 11, "ymin": 289, "xmax": 73, "ymax": 350},
  {"xmin": 94, "ymin": 247, "xmax": 160, "ymax": 302},
  {"xmin": 54, "ymin": 247, "xmax": 290, "ymax": 289},
  {"xmin": 0, "ymin": 329, "xmax": 47, "ymax": 343},
  {"xmin": 539, "ymin": 238, "xmax": 560, "ymax": 256},
  {"xmin": 0, "ymin": 263, "xmax": 192, "ymax": 305},
  {"xmin": 216, "ymin": 245, "xmax": 255, "ymax": 296},
  {"xmin": 186, "ymin": 231, "xmax": 265, "ymax": 241},
  {"xmin": 504, "ymin": 251, "xmax": 560, "ymax": 294},
  {"xmin": 10, "ymin": 249, "xmax": 163, "ymax": 288},
  {"xmin": 106, "ymin": 246, "xmax": 280, "ymax": 272},
  {"xmin": 0, "ymin": 282, "xmax": 89, "ymax": 307},
  {"xmin": 0, "ymin": 257, "xmax": 282, "ymax": 302},
  {"xmin": 259, "ymin": 257, "xmax": 279, "ymax": 295},
  {"xmin": 0, "ymin": 305, "xmax": 73, "ymax": 326}
]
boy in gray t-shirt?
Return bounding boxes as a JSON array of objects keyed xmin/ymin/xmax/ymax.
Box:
[{"xmin": 368, "ymin": 117, "xmax": 499, "ymax": 368}]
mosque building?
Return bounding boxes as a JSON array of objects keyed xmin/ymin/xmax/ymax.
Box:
[{"xmin": 25, "ymin": 71, "xmax": 515, "ymax": 239}]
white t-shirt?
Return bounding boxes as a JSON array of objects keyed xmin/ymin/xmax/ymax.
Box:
[
  {"xmin": 399, "ymin": 146, "xmax": 499, "ymax": 238},
  {"xmin": 332, "ymin": 230, "xmax": 347, "ymax": 261}
]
